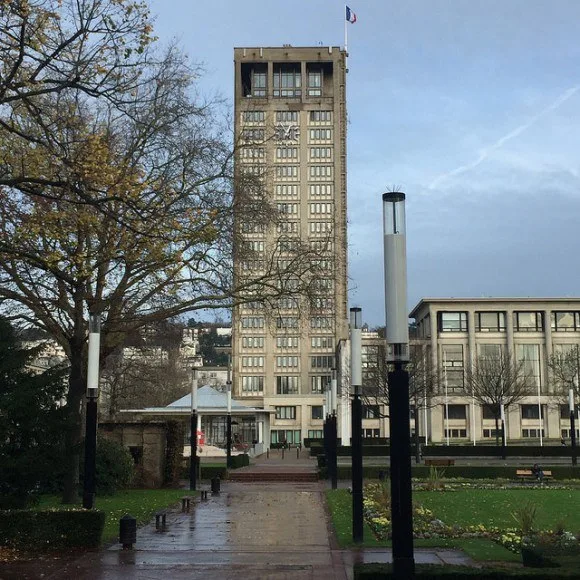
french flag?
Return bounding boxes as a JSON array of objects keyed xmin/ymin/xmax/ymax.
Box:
[{"xmin": 346, "ymin": 6, "xmax": 357, "ymax": 23}]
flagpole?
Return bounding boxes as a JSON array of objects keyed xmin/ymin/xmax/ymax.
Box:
[{"xmin": 344, "ymin": 5, "xmax": 348, "ymax": 53}]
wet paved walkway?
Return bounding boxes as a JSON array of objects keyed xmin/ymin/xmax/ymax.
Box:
[{"xmin": 6, "ymin": 451, "xmax": 476, "ymax": 579}]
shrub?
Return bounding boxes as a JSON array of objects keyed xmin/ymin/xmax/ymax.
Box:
[
  {"xmin": 0, "ymin": 509, "xmax": 105, "ymax": 550},
  {"xmin": 95, "ymin": 436, "xmax": 134, "ymax": 495},
  {"xmin": 163, "ymin": 421, "xmax": 184, "ymax": 487},
  {"xmin": 229, "ymin": 454, "xmax": 250, "ymax": 469}
]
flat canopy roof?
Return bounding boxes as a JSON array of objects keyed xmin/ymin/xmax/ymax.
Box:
[{"xmin": 121, "ymin": 385, "xmax": 274, "ymax": 416}]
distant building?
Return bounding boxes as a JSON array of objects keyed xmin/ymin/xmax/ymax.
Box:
[{"xmin": 232, "ymin": 46, "xmax": 349, "ymax": 446}]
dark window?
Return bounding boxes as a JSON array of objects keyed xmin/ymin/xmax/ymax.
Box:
[
  {"xmin": 311, "ymin": 405, "xmax": 324, "ymax": 420},
  {"xmin": 444, "ymin": 428, "xmax": 467, "ymax": 438},
  {"xmin": 561, "ymin": 404, "xmax": 573, "ymax": 419},
  {"xmin": 444, "ymin": 404, "xmax": 467, "ymax": 420},
  {"xmin": 521, "ymin": 404, "xmax": 543, "ymax": 420},
  {"xmin": 363, "ymin": 405, "xmax": 380, "ymax": 419},
  {"xmin": 241, "ymin": 63, "xmax": 267, "ymax": 97},
  {"xmin": 128, "ymin": 446, "xmax": 143, "ymax": 465},
  {"xmin": 276, "ymin": 375, "xmax": 299, "ymax": 394},
  {"xmin": 482, "ymin": 405, "xmax": 499, "ymax": 419},
  {"xmin": 308, "ymin": 429, "xmax": 323, "ymax": 438}
]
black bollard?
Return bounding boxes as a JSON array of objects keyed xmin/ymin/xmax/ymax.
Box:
[{"xmin": 119, "ymin": 514, "xmax": 137, "ymax": 550}]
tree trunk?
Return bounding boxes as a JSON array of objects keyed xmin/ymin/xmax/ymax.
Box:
[
  {"xmin": 414, "ymin": 399, "xmax": 421, "ymax": 464},
  {"xmin": 61, "ymin": 342, "xmax": 86, "ymax": 504},
  {"xmin": 494, "ymin": 415, "xmax": 500, "ymax": 447}
]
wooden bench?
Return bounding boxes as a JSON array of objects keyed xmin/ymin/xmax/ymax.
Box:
[
  {"xmin": 516, "ymin": 469, "xmax": 553, "ymax": 482},
  {"xmin": 425, "ymin": 458, "xmax": 455, "ymax": 467},
  {"xmin": 155, "ymin": 510, "xmax": 168, "ymax": 531}
]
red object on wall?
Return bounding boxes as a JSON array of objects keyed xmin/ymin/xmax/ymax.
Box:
[{"xmin": 197, "ymin": 430, "xmax": 205, "ymax": 446}]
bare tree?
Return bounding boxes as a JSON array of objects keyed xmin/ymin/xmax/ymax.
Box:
[
  {"xmin": 547, "ymin": 345, "xmax": 580, "ymax": 403},
  {"xmin": 0, "ymin": 47, "xmax": 325, "ymax": 502},
  {"xmin": 463, "ymin": 352, "xmax": 533, "ymax": 452},
  {"xmin": 361, "ymin": 340, "xmax": 438, "ymax": 462}
]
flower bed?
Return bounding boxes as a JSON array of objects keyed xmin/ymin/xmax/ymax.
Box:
[{"xmin": 362, "ymin": 482, "xmax": 580, "ymax": 562}]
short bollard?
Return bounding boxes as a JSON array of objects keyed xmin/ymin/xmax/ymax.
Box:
[
  {"xmin": 181, "ymin": 496, "xmax": 191, "ymax": 512},
  {"xmin": 211, "ymin": 476, "xmax": 220, "ymax": 495},
  {"xmin": 296, "ymin": 446, "xmax": 299, "ymax": 459},
  {"xmin": 282, "ymin": 447, "xmax": 285, "ymax": 460},
  {"xmin": 119, "ymin": 514, "xmax": 137, "ymax": 550},
  {"xmin": 266, "ymin": 448, "xmax": 269, "ymax": 459},
  {"xmin": 155, "ymin": 511, "xmax": 167, "ymax": 531}
]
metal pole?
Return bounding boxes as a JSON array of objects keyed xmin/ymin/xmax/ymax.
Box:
[
  {"xmin": 570, "ymin": 388, "xmax": 577, "ymax": 466},
  {"xmin": 500, "ymin": 403, "xmax": 507, "ymax": 460},
  {"xmin": 190, "ymin": 366, "xmax": 198, "ymax": 491},
  {"xmin": 350, "ymin": 307, "xmax": 363, "ymax": 543},
  {"xmin": 330, "ymin": 367, "xmax": 338, "ymax": 489},
  {"xmin": 226, "ymin": 356, "xmax": 232, "ymax": 469},
  {"xmin": 383, "ymin": 191, "xmax": 415, "ymax": 578},
  {"xmin": 83, "ymin": 314, "xmax": 100, "ymax": 510}
]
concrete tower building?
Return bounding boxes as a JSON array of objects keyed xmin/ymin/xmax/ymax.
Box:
[{"xmin": 232, "ymin": 46, "xmax": 348, "ymax": 446}]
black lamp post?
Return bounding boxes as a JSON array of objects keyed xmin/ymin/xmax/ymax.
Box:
[
  {"xmin": 570, "ymin": 388, "xmax": 577, "ymax": 466},
  {"xmin": 226, "ymin": 357, "xmax": 232, "ymax": 469},
  {"xmin": 350, "ymin": 306, "xmax": 364, "ymax": 543},
  {"xmin": 83, "ymin": 314, "xmax": 100, "ymax": 510},
  {"xmin": 383, "ymin": 192, "xmax": 415, "ymax": 578},
  {"xmin": 190, "ymin": 365, "xmax": 198, "ymax": 491},
  {"xmin": 330, "ymin": 366, "xmax": 338, "ymax": 490}
]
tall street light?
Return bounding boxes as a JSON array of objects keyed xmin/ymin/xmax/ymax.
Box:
[
  {"xmin": 330, "ymin": 366, "xmax": 338, "ymax": 490},
  {"xmin": 570, "ymin": 387, "xmax": 577, "ymax": 466},
  {"xmin": 190, "ymin": 365, "xmax": 199, "ymax": 491},
  {"xmin": 83, "ymin": 313, "xmax": 100, "ymax": 510},
  {"xmin": 226, "ymin": 356, "xmax": 232, "ymax": 469},
  {"xmin": 350, "ymin": 306, "xmax": 363, "ymax": 543},
  {"xmin": 383, "ymin": 191, "xmax": 415, "ymax": 577}
]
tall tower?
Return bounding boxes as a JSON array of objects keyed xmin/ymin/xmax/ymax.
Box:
[{"xmin": 233, "ymin": 46, "xmax": 348, "ymax": 446}]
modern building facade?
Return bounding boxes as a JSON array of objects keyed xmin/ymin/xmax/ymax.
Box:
[
  {"xmin": 411, "ymin": 297, "xmax": 580, "ymax": 444},
  {"xmin": 232, "ymin": 46, "xmax": 348, "ymax": 445}
]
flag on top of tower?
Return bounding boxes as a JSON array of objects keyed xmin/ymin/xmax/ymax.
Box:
[{"xmin": 346, "ymin": 6, "xmax": 357, "ymax": 23}]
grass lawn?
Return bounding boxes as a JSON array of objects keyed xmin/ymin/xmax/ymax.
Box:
[
  {"xmin": 414, "ymin": 488, "xmax": 580, "ymax": 532},
  {"xmin": 324, "ymin": 488, "xmax": 579, "ymax": 562},
  {"xmin": 325, "ymin": 489, "xmax": 383, "ymax": 547},
  {"xmin": 38, "ymin": 490, "xmax": 187, "ymax": 543}
]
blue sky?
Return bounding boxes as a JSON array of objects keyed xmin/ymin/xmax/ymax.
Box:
[{"xmin": 151, "ymin": 0, "xmax": 580, "ymax": 326}]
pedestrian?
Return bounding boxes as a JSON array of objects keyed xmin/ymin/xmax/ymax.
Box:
[
  {"xmin": 561, "ymin": 437, "xmax": 567, "ymax": 446},
  {"xmin": 531, "ymin": 463, "xmax": 544, "ymax": 482}
]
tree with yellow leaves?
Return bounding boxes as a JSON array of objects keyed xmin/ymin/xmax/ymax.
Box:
[{"xmin": 0, "ymin": 40, "xmax": 326, "ymax": 502}]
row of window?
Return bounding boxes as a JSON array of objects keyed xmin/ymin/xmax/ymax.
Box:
[
  {"xmin": 240, "ymin": 375, "xmax": 332, "ymax": 394},
  {"xmin": 242, "ymin": 336, "xmax": 334, "ymax": 349},
  {"xmin": 271, "ymin": 165, "xmax": 334, "ymax": 180},
  {"xmin": 438, "ymin": 311, "xmax": 580, "ymax": 333},
  {"xmin": 241, "ymin": 111, "xmax": 333, "ymax": 124},
  {"xmin": 275, "ymin": 183, "xmax": 335, "ymax": 197},
  {"xmin": 443, "ymin": 403, "xmax": 571, "ymax": 421},
  {"xmin": 273, "ymin": 405, "xmax": 379, "ymax": 422},
  {"xmin": 239, "ymin": 219, "xmax": 333, "ymax": 236}
]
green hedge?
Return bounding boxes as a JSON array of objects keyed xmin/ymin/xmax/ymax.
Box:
[
  {"xmin": 0, "ymin": 509, "xmax": 105, "ymax": 550},
  {"xmin": 354, "ymin": 563, "xmax": 580, "ymax": 579},
  {"xmin": 330, "ymin": 465, "xmax": 580, "ymax": 480},
  {"xmin": 229, "ymin": 454, "xmax": 250, "ymax": 469},
  {"xmin": 424, "ymin": 445, "xmax": 577, "ymax": 458}
]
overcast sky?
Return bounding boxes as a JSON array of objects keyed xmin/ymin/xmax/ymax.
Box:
[{"xmin": 150, "ymin": 0, "xmax": 580, "ymax": 327}]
